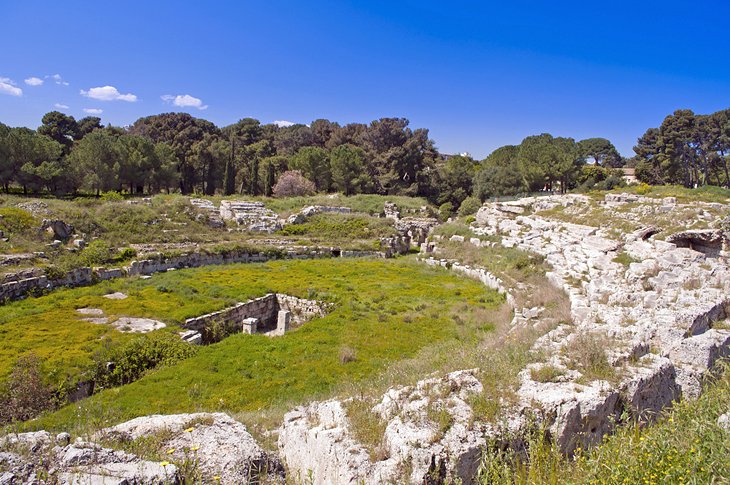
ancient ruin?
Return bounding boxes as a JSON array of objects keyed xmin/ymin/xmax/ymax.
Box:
[{"xmin": 182, "ymin": 293, "xmax": 330, "ymax": 343}]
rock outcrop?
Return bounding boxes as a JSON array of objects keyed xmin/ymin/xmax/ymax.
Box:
[
  {"xmin": 279, "ymin": 370, "xmax": 499, "ymax": 485},
  {"xmin": 0, "ymin": 431, "xmax": 177, "ymax": 484},
  {"xmin": 219, "ymin": 200, "xmax": 281, "ymax": 232},
  {"xmin": 276, "ymin": 194, "xmax": 730, "ymax": 482},
  {"xmin": 0, "ymin": 413, "xmax": 284, "ymax": 484},
  {"xmin": 100, "ymin": 413, "xmax": 283, "ymax": 484}
]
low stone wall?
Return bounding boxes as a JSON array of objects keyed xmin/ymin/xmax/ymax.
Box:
[
  {"xmin": 182, "ymin": 293, "xmax": 329, "ymax": 343},
  {"xmin": 0, "ymin": 246, "xmax": 390, "ymax": 304}
]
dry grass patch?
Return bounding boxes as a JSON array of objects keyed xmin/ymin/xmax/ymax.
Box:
[
  {"xmin": 344, "ymin": 399, "xmax": 389, "ymax": 462},
  {"xmin": 562, "ymin": 332, "xmax": 616, "ymax": 383}
]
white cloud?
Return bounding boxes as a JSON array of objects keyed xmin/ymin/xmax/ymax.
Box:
[
  {"xmin": 54, "ymin": 103, "xmax": 69, "ymax": 109},
  {"xmin": 161, "ymin": 94, "xmax": 208, "ymax": 110},
  {"xmin": 0, "ymin": 77, "xmax": 22, "ymax": 97},
  {"xmin": 25, "ymin": 77, "xmax": 43, "ymax": 86},
  {"xmin": 83, "ymin": 108, "xmax": 103, "ymax": 114},
  {"xmin": 273, "ymin": 120, "xmax": 295, "ymax": 127},
  {"xmin": 81, "ymin": 85, "xmax": 137, "ymax": 102},
  {"xmin": 47, "ymin": 74, "xmax": 69, "ymax": 86}
]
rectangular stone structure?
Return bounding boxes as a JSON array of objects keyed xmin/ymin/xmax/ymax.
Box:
[
  {"xmin": 242, "ymin": 317, "xmax": 258, "ymax": 334},
  {"xmin": 277, "ymin": 310, "xmax": 291, "ymax": 334}
]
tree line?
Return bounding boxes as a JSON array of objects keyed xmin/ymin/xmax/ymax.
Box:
[
  {"xmin": 633, "ymin": 108, "xmax": 730, "ymax": 188},
  {"xmin": 0, "ymin": 107, "xmax": 727, "ymax": 210}
]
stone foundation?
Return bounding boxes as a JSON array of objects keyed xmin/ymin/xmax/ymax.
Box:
[{"xmin": 182, "ymin": 293, "xmax": 329, "ymax": 343}]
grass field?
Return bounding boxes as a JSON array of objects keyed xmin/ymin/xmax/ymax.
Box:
[{"xmin": 1, "ymin": 257, "xmax": 501, "ymax": 431}]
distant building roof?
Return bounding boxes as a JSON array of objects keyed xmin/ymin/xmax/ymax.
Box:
[{"xmin": 621, "ymin": 168, "xmax": 636, "ymax": 175}]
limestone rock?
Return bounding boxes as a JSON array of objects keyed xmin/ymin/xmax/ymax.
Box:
[
  {"xmin": 42, "ymin": 219, "xmax": 74, "ymax": 240},
  {"xmin": 101, "ymin": 413, "xmax": 283, "ymax": 484},
  {"xmin": 0, "ymin": 433, "xmax": 176, "ymax": 485},
  {"xmin": 219, "ymin": 200, "xmax": 281, "ymax": 232},
  {"xmin": 718, "ymin": 412, "xmax": 730, "ymax": 430},
  {"xmin": 278, "ymin": 369, "xmax": 492, "ymax": 484}
]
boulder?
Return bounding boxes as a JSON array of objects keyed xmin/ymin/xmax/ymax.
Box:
[
  {"xmin": 42, "ymin": 219, "xmax": 74, "ymax": 240},
  {"xmin": 101, "ymin": 413, "xmax": 283, "ymax": 484}
]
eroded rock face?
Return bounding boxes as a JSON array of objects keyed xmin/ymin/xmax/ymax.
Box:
[
  {"xmin": 0, "ymin": 413, "xmax": 283, "ymax": 485},
  {"xmin": 0, "ymin": 431, "xmax": 177, "ymax": 485},
  {"xmin": 100, "ymin": 413, "xmax": 283, "ymax": 484},
  {"xmin": 279, "ymin": 370, "xmax": 500, "ymax": 485},
  {"xmin": 42, "ymin": 219, "xmax": 74, "ymax": 240},
  {"xmin": 472, "ymin": 196, "xmax": 730, "ymax": 453},
  {"xmin": 666, "ymin": 229, "xmax": 727, "ymax": 257}
]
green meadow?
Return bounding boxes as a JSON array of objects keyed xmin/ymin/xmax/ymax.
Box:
[{"xmin": 0, "ymin": 257, "xmax": 501, "ymax": 430}]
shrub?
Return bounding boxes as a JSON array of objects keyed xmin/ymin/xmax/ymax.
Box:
[
  {"xmin": 272, "ymin": 170, "xmax": 316, "ymax": 197},
  {"xmin": 530, "ymin": 365, "xmax": 565, "ymax": 383},
  {"xmin": 93, "ymin": 332, "xmax": 198, "ymax": 388},
  {"xmin": 80, "ymin": 240, "xmax": 113, "ymax": 266},
  {"xmin": 339, "ymin": 346, "xmax": 357, "ymax": 364},
  {"xmin": 100, "ymin": 191, "xmax": 124, "ymax": 202},
  {"xmin": 118, "ymin": 247, "xmax": 137, "ymax": 261},
  {"xmin": 0, "ymin": 207, "xmax": 38, "ymax": 234},
  {"xmin": 439, "ymin": 202, "xmax": 454, "ymax": 221},
  {"xmin": 563, "ymin": 332, "xmax": 615, "ymax": 382},
  {"xmin": 457, "ymin": 196, "xmax": 482, "ymax": 217},
  {"xmin": 0, "ymin": 354, "xmax": 55, "ymax": 423}
]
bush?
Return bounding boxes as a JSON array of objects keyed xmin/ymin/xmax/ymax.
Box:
[
  {"xmin": 80, "ymin": 240, "xmax": 113, "ymax": 266},
  {"xmin": 458, "ymin": 196, "xmax": 482, "ymax": 217},
  {"xmin": 93, "ymin": 332, "xmax": 198, "ymax": 388},
  {"xmin": 118, "ymin": 247, "xmax": 137, "ymax": 261},
  {"xmin": 272, "ymin": 170, "xmax": 316, "ymax": 197},
  {"xmin": 0, "ymin": 207, "xmax": 38, "ymax": 234},
  {"xmin": 100, "ymin": 191, "xmax": 124, "ymax": 202},
  {"xmin": 0, "ymin": 354, "xmax": 55, "ymax": 423},
  {"xmin": 439, "ymin": 202, "xmax": 454, "ymax": 221}
]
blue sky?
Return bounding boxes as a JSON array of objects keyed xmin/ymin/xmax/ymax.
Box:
[{"xmin": 1, "ymin": 0, "xmax": 728, "ymax": 158}]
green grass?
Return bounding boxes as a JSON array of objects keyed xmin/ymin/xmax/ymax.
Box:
[
  {"xmin": 593, "ymin": 184, "xmax": 730, "ymax": 204},
  {"xmin": 612, "ymin": 251, "xmax": 637, "ymax": 268},
  {"xmin": 278, "ymin": 213, "xmax": 397, "ymax": 244},
  {"xmin": 10, "ymin": 258, "xmax": 500, "ymax": 431}
]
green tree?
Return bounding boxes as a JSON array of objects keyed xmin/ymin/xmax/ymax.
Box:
[
  {"xmin": 578, "ymin": 138, "xmax": 623, "ymax": 167},
  {"xmin": 37, "ymin": 111, "xmax": 78, "ymax": 153},
  {"xmin": 330, "ymin": 144, "xmax": 369, "ymax": 195},
  {"xmin": 5, "ymin": 128, "xmax": 63, "ymax": 193},
  {"xmin": 119, "ymin": 135, "xmax": 157, "ymax": 193},
  {"xmin": 76, "ymin": 116, "xmax": 103, "ymax": 139},
  {"xmin": 437, "ymin": 154, "xmax": 478, "ymax": 206},
  {"xmin": 129, "ymin": 113, "xmax": 219, "ymax": 193},
  {"xmin": 473, "ymin": 164, "xmax": 526, "ymax": 201},
  {"xmin": 151, "ymin": 143, "xmax": 180, "ymax": 193},
  {"xmin": 259, "ymin": 155, "xmax": 289, "ymax": 196},
  {"xmin": 190, "ymin": 134, "xmax": 228, "ymax": 195},
  {"xmin": 518, "ymin": 134, "xmax": 582, "ymax": 193},
  {"xmin": 290, "ymin": 146, "xmax": 330, "ymax": 191},
  {"xmin": 67, "ymin": 130, "xmax": 122, "ymax": 195}
]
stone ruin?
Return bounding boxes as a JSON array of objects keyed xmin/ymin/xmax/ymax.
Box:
[
  {"xmin": 286, "ymin": 205, "xmax": 352, "ymax": 224},
  {"xmin": 385, "ymin": 201, "xmax": 439, "ymax": 247},
  {"xmin": 666, "ymin": 229, "xmax": 729, "ymax": 258},
  {"xmin": 219, "ymin": 200, "xmax": 282, "ymax": 232},
  {"xmin": 190, "ymin": 198, "xmax": 224, "ymax": 228},
  {"xmin": 181, "ymin": 293, "xmax": 330, "ymax": 344}
]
